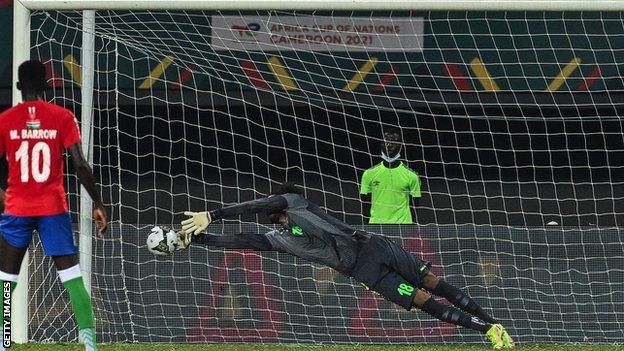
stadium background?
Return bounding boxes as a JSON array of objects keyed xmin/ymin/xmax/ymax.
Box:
[
  {"xmin": 0, "ymin": 1, "xmax": 623, "ymax": 344},
  {"xmin": 1, "ymin": 5, "xmax": 624, "ymax": 227}
]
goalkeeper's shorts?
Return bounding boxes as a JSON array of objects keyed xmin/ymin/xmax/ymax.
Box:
[
  {"xmin": 0, "ymin": 212, "xmax": 78, "ymax": 256},
  {"xmin": 352, "ymin": 235, "xmax": 430, "ymax": 311}
]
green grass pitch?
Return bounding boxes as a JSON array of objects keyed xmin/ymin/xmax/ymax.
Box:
[{"xmin": 7, "ymin": 344, "xmax": 624, "ymax": 351}]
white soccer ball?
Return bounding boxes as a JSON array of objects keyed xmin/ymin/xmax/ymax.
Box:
[{"xmin": 146, "ymin": 226, "xmax": 178, "ymax": 256}]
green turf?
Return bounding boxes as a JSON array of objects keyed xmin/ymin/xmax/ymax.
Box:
[{"xmin": 6, "ymin": 344, "xmax": 624, "ymax": 351}]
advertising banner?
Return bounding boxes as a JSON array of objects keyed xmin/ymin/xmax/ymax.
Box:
[{"xmin": 211, "ymin": 15, "xmax": 424, "ymax": 52}]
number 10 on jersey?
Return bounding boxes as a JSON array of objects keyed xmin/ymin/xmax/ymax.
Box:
[{"xmin": 15, "ymin": 141, "xmax": 51, "ymax": 182}]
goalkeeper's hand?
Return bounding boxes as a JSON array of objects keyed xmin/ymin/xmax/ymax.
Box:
[{"xmin": 181, "ymin": 211, "xmax": 212, "ymax": 235}]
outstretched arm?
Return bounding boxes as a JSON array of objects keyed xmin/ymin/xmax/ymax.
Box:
[
  {"xmin": 192, "ymin": 232, "xmax": 273, "ymax": 251},
  {"xmin": 210, "ymin": 196, "xmax": 288, "ymax": 221},
  {"xmin": 67, "ymin": 143, "xmax": 108, "ymax": 236},
  {"xmin": 182, "ymin": 196, "xmax": 288, "ymax": 235}
]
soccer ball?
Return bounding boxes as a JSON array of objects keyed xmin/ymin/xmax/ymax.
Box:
[{"xmin": 146, "ymin": 226, "xmax": 179, "ymax": 256}]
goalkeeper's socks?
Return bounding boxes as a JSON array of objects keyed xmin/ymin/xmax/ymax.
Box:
[
  {"xmin": 420, "ymin": 297, "xmax": 490, "ymax": 333},
  {"xmin": 0, "ymin": 271, "xmax": 19, "ymax": 347},
  {"xmin": 432, "ymin": 279, "xmax": 498, "ymax": 324},
  {"xmin": 59, "ymin": 265, "xmax": 97, "ymax": 350}
]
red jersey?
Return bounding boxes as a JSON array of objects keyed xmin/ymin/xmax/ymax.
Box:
[{"xmin": 0, "ymin": 101, "xmax": 81, "ymax": 216}]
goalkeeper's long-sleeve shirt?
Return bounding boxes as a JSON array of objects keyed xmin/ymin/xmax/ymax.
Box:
[{"xmin": 192, "ymin": 193, "xmax": 370, "ymax": 276}]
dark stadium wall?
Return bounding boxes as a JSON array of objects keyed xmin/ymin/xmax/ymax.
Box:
[
  {"xmin": 1, "ymin": 97, "xmax": 621, "ymax": 227},
  {"xmin": 90, "ymin": 103, "xmax": 623, "ymax": 227}
]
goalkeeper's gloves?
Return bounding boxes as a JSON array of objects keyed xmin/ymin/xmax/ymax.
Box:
[{"xmin": 181, "ymin": 211, "xmax": 212, "ymax": 235}]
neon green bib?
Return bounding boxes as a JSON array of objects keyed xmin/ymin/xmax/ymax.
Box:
[{"xmin": 360, "ymin": 162, "xmax": 421, "ymax": 224}]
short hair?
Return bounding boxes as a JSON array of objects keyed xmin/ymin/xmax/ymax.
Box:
[
  {"xmin": 270, "ymin": 182, "xmax": 305, "ymax": 196},
  {"xmin": 383, "ymin": 128, "xmax": 402, "ymax": 142},
  {"xmin": 382, "ymin": 127, "xmax": 401, "ymax": 135},
  {"xmin": 18, "ymin": 60, "xmax": 48, "ymax": 92}
]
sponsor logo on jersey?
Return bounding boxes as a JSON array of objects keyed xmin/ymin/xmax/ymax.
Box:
[{"xmin": 290, "ymin": 225, "xmax": 304, "ymax": 236}]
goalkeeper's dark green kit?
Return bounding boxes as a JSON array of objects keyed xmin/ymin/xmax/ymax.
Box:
[{"xmin": 192, "ymin": 193, "xmax": 431, "ymax": 310}]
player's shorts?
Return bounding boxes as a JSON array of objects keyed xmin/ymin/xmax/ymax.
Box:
[
  {"xmin": 351, "ymin": 235, "xmax": 431, "ymax": 311},
  {"xmin": 0, "ymin": 212, "xmax": 78, "ymax": 256}
]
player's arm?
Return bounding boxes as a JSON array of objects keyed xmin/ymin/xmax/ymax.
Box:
[
  {"xmin": 410, "ymin": 171, "xmax": 422, "ymax": 223},
  {"xmin": 211, "ymin": 196, "xmax": 287, "ymax": 220},
  {"xmin": 359, "ymin": 170, "xmax": 372, "ymax": 224},
  {"xmin": 181, "ymin": 196, "xmax": 288, "ymax": 235},
  {"xmin": 360, "ymin": 194, "xmax": 371, "ymax": 224},
  {"xmin": 67, "ymin": 143, "xmax": 108, "ymax": 236},
  {"xmin": 0, "ymin": 188, "xmax": 5, "ymax": 213},
  {"xmin": 192, "ymin": 232, "xmax": 273, "ymax": 251},
  {"xmin": 411, "ymin": 197, "xmax": 419, "ymax": 223}
]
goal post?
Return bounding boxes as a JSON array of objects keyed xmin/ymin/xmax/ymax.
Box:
[
  {"xmin": 11, "ymin": 2, "xmax": 98, "ymax": 344},
  {"xmin": 11, "ymin": 0, "xmax": 30, "ymax": 344},
  {"xmin": 12, "ymin": 0, "xmax": 624, "ymax": 346},
  {"xmin": 79, "ymin": 10, "xmax": 96, "ymax": 295}
]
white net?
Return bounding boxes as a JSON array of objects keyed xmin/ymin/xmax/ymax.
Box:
[{"xmin": 25, "ymin": 9, "xmax": 624, "ymax": 344}]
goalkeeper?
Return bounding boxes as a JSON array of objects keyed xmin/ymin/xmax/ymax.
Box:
[{"xmin": 176, "ymin": 183, "xmax": 514, "ymax": 349}]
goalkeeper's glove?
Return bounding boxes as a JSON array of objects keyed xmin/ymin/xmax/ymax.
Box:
[{"xmin": 181, "ymin": 211, "xmax": 212, "ymax": 235}]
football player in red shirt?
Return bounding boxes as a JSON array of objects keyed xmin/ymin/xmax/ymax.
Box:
[{"xmin": 0, "ymin": 60, "xmax": 107, "ymax": 351}]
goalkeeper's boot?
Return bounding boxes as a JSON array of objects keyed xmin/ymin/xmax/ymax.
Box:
[
  {"xmin": 501, "ymin": 326, "xmax": 515, "ymax": 348},
  {"xmin": 486, "ymin": 324, "xmax": 504, "ymax": 350}
]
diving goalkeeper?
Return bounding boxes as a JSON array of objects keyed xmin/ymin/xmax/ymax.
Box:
[{"xmin": 176, "ymin": 183, "xmax": 514, "ymax": 349}]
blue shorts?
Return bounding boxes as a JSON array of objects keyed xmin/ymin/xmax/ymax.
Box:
[{"xmin": 0, "ymin": 212, "xmax": 78, "ymax": 256}]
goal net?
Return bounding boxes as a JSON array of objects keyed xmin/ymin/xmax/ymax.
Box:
[{"xmin": 23, "ymin": 7, "xmax": 624, "ymax": 345}]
